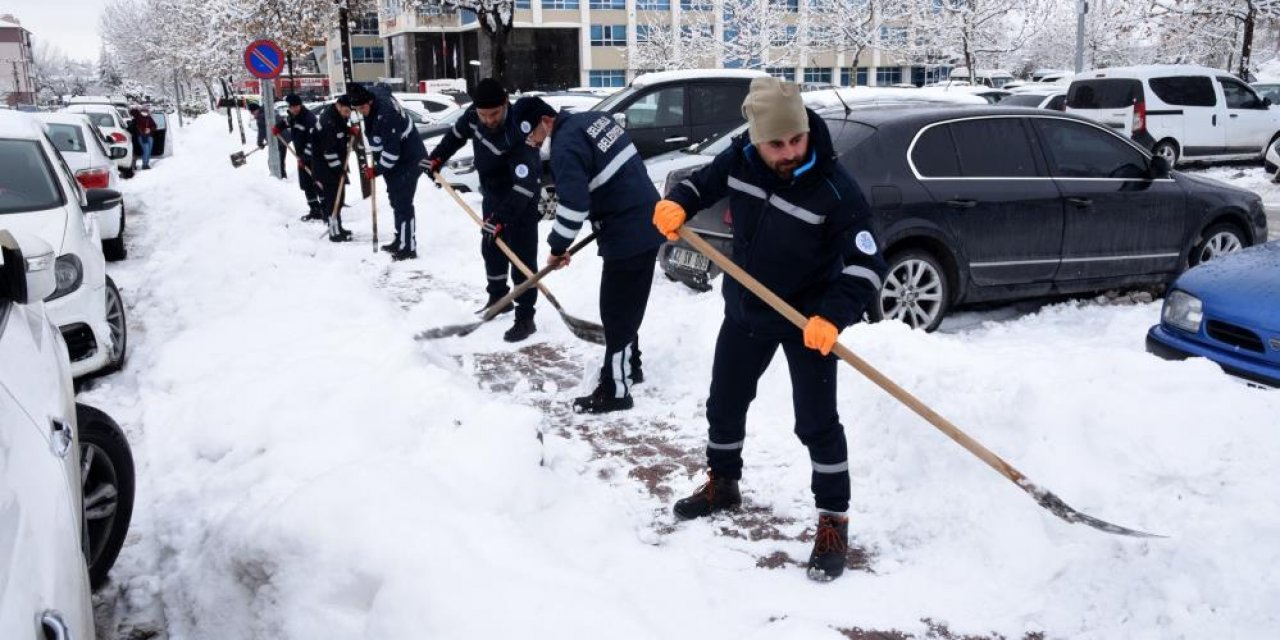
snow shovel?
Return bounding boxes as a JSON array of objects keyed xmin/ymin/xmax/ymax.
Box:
[
  {"xmin": 676, "ymin": 226, "xmax": 1162, "ymax": 539},
  {"xmin": 229, "ymin": 145, "xmax": 264, "ymax": 168},
  {"xmin": 435, "ymin": 175, "xmax": 605, "ymax": 345},
  {"xmin": 274, "ymin": 133, "xmax": 312, "ymax": 178},
  {"xmin": 369, "ymin": 164, "xmax": 379, "ymax": 253},
  {"xmin": 317, "ymin": 137, "xmax": 357, "ymax": 239},
  {"xmin": 416, "ymin": 232, "xmax": 598, "ymax": 342}
]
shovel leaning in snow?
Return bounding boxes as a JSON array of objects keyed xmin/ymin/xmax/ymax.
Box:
[
  {"xmin": 229, "ymin": 145, "xmax": 262, "ymax": 168},
  {"xmin": 676, "ymin": 226, "xmax": 1162, "ymax": 539},
  {"xmin": 434, "ymin": 175, "xmax": 605, "ymax": 345},
  {"xmin": 416, "ymin": 232, "xmax": 598, "ymax": 342}
]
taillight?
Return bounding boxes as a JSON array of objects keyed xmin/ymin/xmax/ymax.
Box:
[
  {"xmin": 76, "ymin": 167, "xmax": 111, "ymax": 190},
  {"xmin": 110, "ymin": 132, "xmax": 127, "ymax": 143},
  {"xmin": 1132, "ymin": 100, "xmax": 1146, "ymax": 133}
]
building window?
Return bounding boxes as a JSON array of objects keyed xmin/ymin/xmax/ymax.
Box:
[
  {"xmin": 840, "ymin": 68, "xmax": 851, "ymax": 86},
  {"xmin": 765, "ymin": 67, "xmax": 795, "ymax": 81},
  {"xmin": 461, "ymin": 9, "xmax": 476, "ymax": 24},
  {"xmin": 635, "ymin": 25, "xmax": 653, "ymax": 43},
  {"xmin": 769, "ymin": 25, "xmax": 797, "ymax": 46},
  {"xmin": 589, "ymin": 70, "xmax": 626, "ymax": 87},
  {"xmin": 875, "ymin": 67, "xmax": 902, "ymax": 85},
  {"xmin": 351, "ymin": 46, "xmax": 386, "ymax": 64},
  {"xmin": 590, "ymin": 24, "xmax": 627, "ymax": 46},
  {"xmin": 681, "ymin": 0, "xmax": 714, "ymax": 10},
  {"xmin": 769, "ymin": 0, "xmax": 800, "ymax": 10},
  {"xmin": 516, "ymin": 0, "xmax": 531, "ymax": 8},
  {"xmin": 415, "ymin": 3, "xmax": 441, "ymax": 15},
  {"xmin": 637, "ymin": 0, "xmax": 671, "ymax": 8},
  {"xmin": 803, "ymin": 67, "xmax": 832, "ymax": 84},
  {"xmin": 351, "ymin": 12, "xmax": 379, "ymax": 35},
  {"xmin": 590, "ymin": 0, "xmax": 625, "ymax": 8},
  {"xmin": 856, "ymin": 67, "xmax": 868, "ymax": 86},
  {"xmin": 681, "ymin": 24, "xmax": 713, "ymax": 39},
  {"xmin": 878, "ymin": 26, "xmax": 907, "ymax": 48},
  {"xmin": 545, "ymin": 0, "xmax": 580, "ymax": 8}
]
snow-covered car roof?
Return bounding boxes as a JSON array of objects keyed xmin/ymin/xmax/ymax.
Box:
[
  {"xmin": 802, "ymin": 87, "xmax": 988, "ymax": 109},
  {"xmin": 1075, "ymin": 64, "xmax": 1233, "ymax": 79},
  {"xmin": 33, "ymin": 112, "xmax": 97, "ymax": 128},
  {"xmin": 0, "ymin": 110, "xmax": 45, "ymax": 139},
  {"xmin": 631, "ymin": 68, "xmax": 767, "ymax": 88}
]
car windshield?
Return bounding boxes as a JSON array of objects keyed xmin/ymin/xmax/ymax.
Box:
[
  {"xmin": 78, "ymin": 111, "xmax": 117, "ymax": 129},
  {"xmin": 46, "ymin": 123, "xmax": 89, "ymax": 153},
  {"xmin": 0, "ymin": 139, "xmax": 63, "ymax": 214},
  {"xmin": 593, "ymin": 85, "xmax": 638, "ymax": 113},
  {"xmin": 1000, "ymin": 93, "xmax": 1049, "ymax": 107}
]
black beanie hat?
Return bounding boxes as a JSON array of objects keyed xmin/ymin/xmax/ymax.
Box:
[
  {"xmin": 510, "ymin": 97, "xmax": 557, "ymax": 136},
  {"xmin": 334, "ymin": 94, "xmax": 353, "ymax": 107},
  {"xmin": 285, "ymin": 93, "xmax": 303, "ymax": 106},
  {"xmin": 247, "ymin": 102, "xmax": 261, "ymax": 112},
  {"xmin": 346, "ymin": 84, "xmax": 374, "ymax": 106},
  {"xmin": 471, "ymin": 78, "xmax": 508, "ymax": 109}
]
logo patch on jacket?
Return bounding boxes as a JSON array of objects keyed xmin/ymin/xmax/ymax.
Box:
[
  {"xmin": 515, "ymin": 164, "xmax": 529, "ymax": 178},
  {"xmin": 520, "ymin": 121, "xmax": 531, "ymax": 134},
  {"xmin": 855, "ymin": 231, "xmax": 877, "ymax": 255},
  {"xmin": 372, "ymin": 136, "xmax": 382, "ymax": 143}
]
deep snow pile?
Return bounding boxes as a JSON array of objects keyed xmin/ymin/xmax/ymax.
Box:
[{"xmin": 84, "ymin": 113, "xmax": 1280, "ymax": 639}]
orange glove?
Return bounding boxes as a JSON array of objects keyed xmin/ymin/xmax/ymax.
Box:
[
  {"xmin": 653, "ymin": 199, "xmax": 686, "ymax": 241},
  {"xmin": 803, "ymin": 316, "xmax": 838, "ymax": 356}
]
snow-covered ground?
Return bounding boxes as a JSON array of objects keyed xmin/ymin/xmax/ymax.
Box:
[{"xmin": 83, "ymin": 113, "xmax": 1280, "ymax": 639}]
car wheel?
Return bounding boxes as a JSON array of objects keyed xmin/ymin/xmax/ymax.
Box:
[
  {"xmin": 102, "ymin": 206, "xmax": 127, "ymax": 261},
  {"xmin": 102, "ymin": 276, "xmax": 128, "ymax": 373},
  {"xmin": 1152, "ymin": 140, "xmax": 1179, "ymax": 166},
  {"xmin": 76, "ymin": 403, "xmax": 135, "ymax": 590},
  {"xmin": 878, "ymin": 249, "xmax": 951, "ymax": 332},
  {"xmin": 1190, "ymin": 223, "xmax": 1246, "ymax": 266}
]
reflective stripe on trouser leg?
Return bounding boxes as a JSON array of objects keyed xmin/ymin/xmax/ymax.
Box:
[
  {"xmin": 781, "ymin": 339, "xmax": 850, "ymax": 513},
  {"xmin": 704, "ymin": 317, "xmax": 778, "ymax": 481},
  {"xmin": 598, "ymin": 248, "xmax": 658, "ymax": 400},
  {"xmin": 481, "ymin": 231, "xmax": 511, "ymax": 297},
  {"xmin": 388, "ymin": 173, "xmax": 417, "ymax": 253}
]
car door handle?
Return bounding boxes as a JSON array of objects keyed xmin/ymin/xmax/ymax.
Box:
[
  {"xmin": 49, "ymin": 418, "xmax": 73, "ymax": 458},
  {"xmin": 40, "ymin": 610, "xmax": 71, "ymax": 640},
  {"xmin": 1066, "ymin": 197, "xmax": 1093, "ymax": 207},
  {"xmin": 663, "ymin": 136, "xmax": 689, "ymax": 144},
  {"xmin": 1229, "ymin": 113, "xmax": 1239, "ymax": 118},
  {"xmin": 946, "ymin": 199, "xmax": 977, "ymax": 209}
]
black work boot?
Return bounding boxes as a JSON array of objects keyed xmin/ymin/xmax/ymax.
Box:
[
  {"xmin": 503, "ymin": 315, "xmax": 536, "ymax": 342},
  {"xmin": 480, "ymin": 290, "xmax": 514, "ymax": 316},
  {"xmin": 673, "ymin": 471, "xmax": 741, "ymax": 520},
  {"xmin": 806, "ymin": 514, "xmax": 849, "ymax": 582},
  {"xmin": 390, "ymin": 248, "xmax": 417, "ymax": 261},
  {"xmin": 572, "ymin": 382, "xmax": 634, "ymax": 414},
  {"xmin": 381, "ymin": 237, "xmax": 401, "ymax": 253},
  {"xmin": 629, "ymin": 359, "xmax": 644, "ymax": 385}
]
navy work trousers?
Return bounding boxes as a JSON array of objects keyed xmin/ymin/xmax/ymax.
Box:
[{"xmin": 704, "ymin": 318, "xmax": 850, "ymax": 513}]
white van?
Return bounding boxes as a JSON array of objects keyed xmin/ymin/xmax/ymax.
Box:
[
  {"xmin": 1065, "ymin": 64, "xmax": 1280, "ymax": 165},
  {"xmin": 947, "ymin": 68, "xmax": 1015, "ymax": 89}
]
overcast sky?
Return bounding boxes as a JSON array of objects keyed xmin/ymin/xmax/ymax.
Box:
[{"xmin": 6, "ymin": 0, "xmax": 106, "ymax": 61}]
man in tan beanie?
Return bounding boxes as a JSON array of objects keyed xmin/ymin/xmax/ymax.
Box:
[{"xmin": 652, "ymin": 76, "xmax": 887, "ymax": 582}]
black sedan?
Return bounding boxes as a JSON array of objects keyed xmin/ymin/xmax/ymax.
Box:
[{"xmin": 661, "ymin": 106, "xmax": 1270, "ymax": 331}]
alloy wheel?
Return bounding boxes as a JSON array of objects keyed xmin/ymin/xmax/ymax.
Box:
[
  {"xmin": 81, "ymin": 441, "xmax": 120, "ymax": 569},
  {"xmin": 105, "ymin": 283, "xmax": 126, "ymax": 364},
  {"xmin": 880, "ymin": 258, "xmax": 946, "ymax": 330},
  {"xmin": 1197, "ymin": 231, "xmax": 1243, "ymax": 263}
]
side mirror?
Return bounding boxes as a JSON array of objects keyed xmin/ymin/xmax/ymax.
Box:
[
  {"xmin": 612, "ymin": 112, "xmax": 627, "ymax": 128},
  {"xmin": 83, "ymin": 188, "xmax": 123, "ymax": 213},
  {"xmin": 1149, "ymin": 155, "xmax": 1172, "ymax": 179},
  {"xmin": 109, "ymin": 146, "xmax": 128, "ymax": 159},
  {"xmin": 0, "ymin": 230, "xmax": 57, "ymax": 304},
  {"xmin": 1264, "ymin": 96, "xmax": 1273, "ymax": 107}
]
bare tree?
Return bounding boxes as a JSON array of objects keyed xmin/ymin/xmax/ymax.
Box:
[
  {"xmin": 411, "ymin": 0, "xmax": 515, "ymax": 83},
  {"xmin": 910, "ymin": 0, "xmax": 1054, "ymax": 77},
  {"xmin": 1149, "ymin": 0, "xmax": 1280, "ymax": 77}
]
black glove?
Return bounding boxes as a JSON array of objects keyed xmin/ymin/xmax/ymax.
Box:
[
  {"xmin": 421, "ymin": 157, "xmax": 444, "ymax": 188},
  {"xmin": 482, "ymin": 217, "xmax": 504, "ymax": 245},
  {"xmin": 257, "ymin": 141, "xmax": 266, "ymax": 149}
]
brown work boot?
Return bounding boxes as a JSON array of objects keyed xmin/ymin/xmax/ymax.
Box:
[{"xmin": 806, "ymin": 514, "xmax": 849, "ymax": 582}]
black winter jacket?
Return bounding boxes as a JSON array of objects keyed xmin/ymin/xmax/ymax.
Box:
[{"xmin": 665, "ymin": 109, "xmax": 887, "ymax": 337}]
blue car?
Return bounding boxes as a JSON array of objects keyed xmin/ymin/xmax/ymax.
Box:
[{"xmin": 1147, "ymin": 242, "xmax": 1280, "ymax": 387}]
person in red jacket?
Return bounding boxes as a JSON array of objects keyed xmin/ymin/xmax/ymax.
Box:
[{"xmin": 133, "ymin": 107, "xmax": 158, "ymax": 170}]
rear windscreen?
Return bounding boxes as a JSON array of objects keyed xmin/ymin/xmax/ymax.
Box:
[
  {"xmin": 0, "ymin": 139, "xmax": 63, "ymax": 214},
  {"xmin": 1000, "ymin": 94, "xmax": 1048, "ymax": 107},
  {"xmin": 46, "ymin": 123, "xmax": 88, "ymax": 153},
  {"xmin": 1067, "ymin": 79, "xmax": 1144, "ymax": 109}
]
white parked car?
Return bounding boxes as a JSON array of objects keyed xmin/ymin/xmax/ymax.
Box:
[
  {"xmin": 0, "ymin": 231, "xmax": 136, "ymax": 640},
  {"xmin": 62, "ymin": 104, "xmax": 135, "ymax": 176},
  {"xmin": 36, "ymin": 112, "xmax": 130, "ymax": 261},
  {"xmin": 999, "ymin": 88, "xmax": 1067, "ymax": 110},
  {"xmin": 1065, "ymin": 64, "xmax": 1280, "ymax": 166},
  {"xmin": 0, "ymin": 110, "xmax": 128, "ymax": 378},
  {"xmin": 393, "ymin": 92, "xmax": 464, "ymax": 123}
]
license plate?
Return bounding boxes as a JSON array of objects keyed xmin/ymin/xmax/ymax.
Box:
[{"xmin": 670, "ymin": 246, "xmax": 709, "ymax": 272}]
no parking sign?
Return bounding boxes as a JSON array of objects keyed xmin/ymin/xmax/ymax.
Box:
[{"xmin": 243, "ymin": 39, "xmax": 284, "ymax": 80}]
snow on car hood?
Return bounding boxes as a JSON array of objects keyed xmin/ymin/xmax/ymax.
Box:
[
  {"xmin": 1, "ymin": 208, "xmax": 69, "ymax": 254},
  {"xmin": 1175, "ymin": 241, "xmax": 1280, "ymax": 331},
  {"xmin": 644, "ymin": 150, "xmax": 714, "ymax": 194}
]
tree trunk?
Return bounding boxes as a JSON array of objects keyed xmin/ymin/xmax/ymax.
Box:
[{"xmin": 1239, "ymin": 2, "xmax": 1256, "ymax": 79}]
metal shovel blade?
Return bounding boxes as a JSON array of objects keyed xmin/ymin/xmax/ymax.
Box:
[
  {"xmin": 230, "ymin": 151, "xmax": 246, "ymax": 168},
  {"xmin": 415, "ymin": 320, "xmax": 485, "ymax": 341}
]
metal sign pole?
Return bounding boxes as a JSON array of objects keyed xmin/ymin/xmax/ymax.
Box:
[{"xmin": 262, "ymin": 79, "xmax": 280, "ymax": 178}]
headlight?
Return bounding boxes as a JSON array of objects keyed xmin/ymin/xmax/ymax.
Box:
[
  {"xmin": 1162, "ymin": 289, "xmax": 1203, "ymax": 333},
  {"xmin": 46, "ymin": 254, "xmax": 83, "ymax": 302},
  {"xmin": 448, "ymin": 157, "xmax": 475, "ymax": 174}
]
